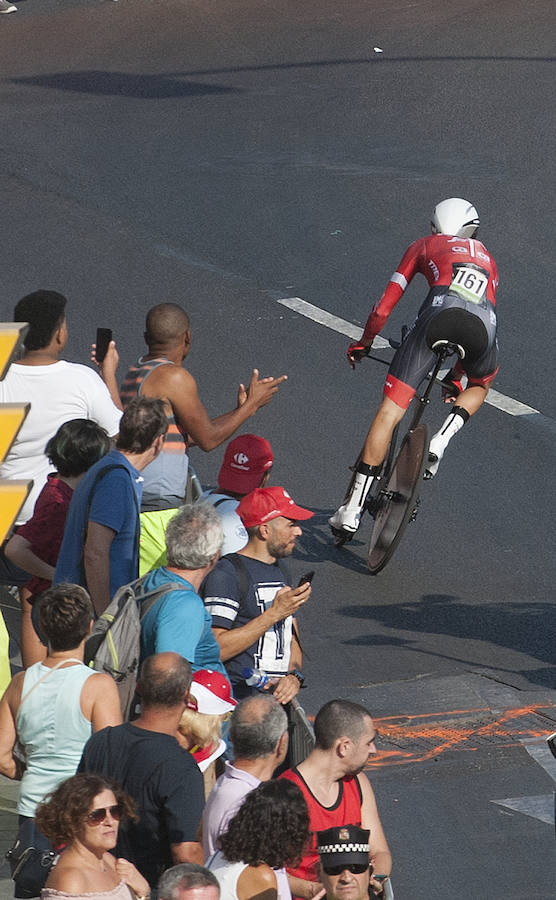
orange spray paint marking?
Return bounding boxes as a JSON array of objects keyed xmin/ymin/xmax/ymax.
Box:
[{"xmin": 365, "ymin": 704, "xmax": 556, "ymax": 769}]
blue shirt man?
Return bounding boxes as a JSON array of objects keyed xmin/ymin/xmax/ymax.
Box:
[
  {"xmin": 54, "ymin": 450, "xmax": 142, "ymax": 605},
  {"xmin": 54, "ymin": 397, "xmax": 168, "ymax": 614}
]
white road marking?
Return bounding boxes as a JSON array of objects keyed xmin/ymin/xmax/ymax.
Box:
[
  {"xmin": 485, "ymin": 388, "xmax": 540, "ymax": 417},
  {"xmin": 276, "ymin": 296, "xmax": 542, "ymax": 419},
  {"xmin": 491, "ymin": 739, "xmax": 556, "ymax": 826},
  {"xmin": 522, "ymin": 739, "xmax": 556, "ymax": 782},
  {"xmin": 276, "ymin": 296, "xmax": 390, "ymax": 348},
  {"xmin": 492, "ymin": 794, "xmax": 553, "ymax": 825}
]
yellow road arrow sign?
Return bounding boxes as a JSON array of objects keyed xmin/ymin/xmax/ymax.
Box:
[
  {"xmin": 0, "ymin": 480, "xmax": 32, "ymax": 544},
  {"xmin": 0, "ymin": 403, "xmax": 30, "ymax": 460},
  {"xmin": 0, "ymin": 323, "xmax": 28, "ymax": 381},
  {"xmin": 0, "ymin": 323, "xmax": 33, "ymax": 540}
]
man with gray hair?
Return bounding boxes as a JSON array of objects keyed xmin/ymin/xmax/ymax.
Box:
[
  {"xmin": 139, "ymin": 502, "xmax": 228, "ymax": 678},
  {"xmin": 202, "ymin": 694, "xmax": 289, "ymax": 858},
  {"xmin": 158, "ymin": 863, "xmax": 220, "ymax": 900}
]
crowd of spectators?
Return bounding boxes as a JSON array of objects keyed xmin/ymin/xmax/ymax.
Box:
[{"xmin": 0, "ymin": 289, "xmax": 393, "ymax": 900}]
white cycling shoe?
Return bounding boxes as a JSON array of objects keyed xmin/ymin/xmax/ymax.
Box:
[
  {"xmin": 424, "ymin": 438, "xmax": 445, "ymax": 480},
  {"xmin": 330, "ymin": 470, "xmax": 375, "ymax": 535},
  {"xmin": 328, "ymin": 505, "xmax": 362, "ymax": 534}
]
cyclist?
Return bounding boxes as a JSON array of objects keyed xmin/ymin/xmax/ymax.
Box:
[{"xmin": 329, "ymin": 197, "xmax": 499, "ymax": 538}]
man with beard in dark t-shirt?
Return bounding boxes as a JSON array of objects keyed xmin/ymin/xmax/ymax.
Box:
[
  {"xmin": 79, "ymin": 652, "xmax": 204, "ymax": 889},
  {"xmin": 202, "ymin": 486, "xmax": 313, "ymax": 704}
]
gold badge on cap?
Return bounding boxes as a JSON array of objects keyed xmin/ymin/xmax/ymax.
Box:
[{"xmin": 339, "ymin": 828, "xmax": 350, "ymax": 842}]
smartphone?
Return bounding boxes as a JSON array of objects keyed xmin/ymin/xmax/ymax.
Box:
[
  {"xmin": 297, "ymin": 571, "xmax": 315, "ymax": 587},
  {"xmin": 95, "ymin": 328, "xmax": 112, "ymax": 363}
]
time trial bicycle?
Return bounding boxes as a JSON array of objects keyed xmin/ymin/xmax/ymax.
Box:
[{"xmin": 332, "ymin": 330, "xmax": 467, "ymax": 574}]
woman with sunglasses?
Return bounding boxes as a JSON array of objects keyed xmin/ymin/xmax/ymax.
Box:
[
  {"xmin": 206, "ymin": 779, "xmax": 309, "ymax": 900},
  {"xmin": 35, "ymin": 773, "xmax": 150, "ymax": 899}
]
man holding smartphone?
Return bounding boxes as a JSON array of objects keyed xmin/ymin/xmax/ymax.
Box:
[
  {"xmin": 202, "ymin": 486, "xmax": 313, "ymax": 705},
  {"xmin": 0, "ymin": 291, "xmax": 122, "ymax": 531}
]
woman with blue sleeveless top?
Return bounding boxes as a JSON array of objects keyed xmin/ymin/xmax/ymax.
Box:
[{"xmin": 0, "ymin": 584, "xmax": 122, "ymax": 897}]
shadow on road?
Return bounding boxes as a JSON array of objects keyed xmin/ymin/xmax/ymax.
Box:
[
  {"xmin": 172, "ymin": 55, "xmax": 556, "ymax": 78},
  {"xmin": 11, "ymin": 54, "xmax": 555, "ymax": 100},
  {"xmin": 290, "ymin": 513, "xmax": 370, "ymax": 576},
  {"xmin": 340, "ymin": 593, "xmax": 556, "ymax": 690},
  {"xmin": 12, "ymin": 71, "xmax": 240, "ymax": 99}
]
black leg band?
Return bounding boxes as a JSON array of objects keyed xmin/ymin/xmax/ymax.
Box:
[
  {"xmin": 452, "ymin": 406, "xmax": 470, "ymax": 425},
  {"xmin": 356, "ymin": 461, "xmax": 381, "ymax": 476}
]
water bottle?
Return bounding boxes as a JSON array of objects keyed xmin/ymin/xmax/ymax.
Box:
[{"xmin": 242, "ymin": 667, "xmax": 270, "ymax": 688}]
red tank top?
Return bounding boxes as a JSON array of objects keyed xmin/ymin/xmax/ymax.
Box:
[{"xmin": 279, "ymin": 768, "xmax": 363, "ymax": 884}]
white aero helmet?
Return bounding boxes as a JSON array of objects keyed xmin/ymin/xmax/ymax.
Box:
[{"xmin": 431, "ymin": 198, "xmax": 480, "ymax": 239}]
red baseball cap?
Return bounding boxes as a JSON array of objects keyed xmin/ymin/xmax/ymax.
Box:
[
  {"xmin": 190, "ymin": 670, "xmax": 237, "ymax": 715},
  {"xmin": 237, "ymin": 486, "xmax": 314, "ymax": 528},
  {"xmin": 218, "ymin": 434, "xmax": 274, "ymax": 495}
]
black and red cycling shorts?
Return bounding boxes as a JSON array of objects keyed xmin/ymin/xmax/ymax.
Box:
[{"xmin": 384, "ymin": 289, "xmax": 499, "ymax": 410}]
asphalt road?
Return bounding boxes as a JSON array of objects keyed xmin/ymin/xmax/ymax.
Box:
[{"xmin": 1, "ymin": 0, "xmax": 556, "ymax": 897}]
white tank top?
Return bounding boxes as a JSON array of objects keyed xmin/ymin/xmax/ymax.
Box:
[
  {"xmin": 206, "ymin": 851, "xmax": 249, "ymax": 900},
  {"xmin": 207, "ymin": 851, "xmax": 289, "ymax": 900}
]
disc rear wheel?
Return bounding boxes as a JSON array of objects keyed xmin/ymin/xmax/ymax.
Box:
[{"xmin": 367, "ymin": 424, "xmax": 428, "ymax": 574}]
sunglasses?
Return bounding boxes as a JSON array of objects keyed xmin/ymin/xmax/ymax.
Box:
[
  {"xmin": 323, "ymin": 863, "xmax": 369, "ymax": 876},
  {"xmin": 86, "ymin": 804, "xmax": 123, "ymax": 826}
]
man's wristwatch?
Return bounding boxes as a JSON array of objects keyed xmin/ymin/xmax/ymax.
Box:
[{"xmin": 287, "ymin": 669, "xmax": 306, "ymax": 687}]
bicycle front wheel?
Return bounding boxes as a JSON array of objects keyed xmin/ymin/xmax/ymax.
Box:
[{"xmin": 367, "ymin": 424, "xmax": 428, "ymax": 574}]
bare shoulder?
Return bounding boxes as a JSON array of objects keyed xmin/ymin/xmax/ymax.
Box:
[
  {"xmin": 3, "ymin": 671, "xmax": 26, "ymax": 710},
  {"xmin": 357, "ymin": 771, "xmax": 378, "ymax": 802},
  {"xmin": 143, "ymin": 361, "xmax": 197, "ymax": 396},
  {"xmin": 46, "ymin": 862, "xmax": 92, "ymax": 893},
  {"xmin": 9, "ymin": 670, "xmax": 26, "ymax": 689},
  {"xmin": 80, "ymin": 670, "xmax": 121, "ymax": 712},
  {"xmin": 87, "ymin": 672, "xmax": 120, "ymax": 695},
  {"xmin": 238, "ymin": 863, "xmax": 277, "ymax": 894},
  {"xmin": 253, "ymin": 865, "xmax": 277, "ymax": 890}
]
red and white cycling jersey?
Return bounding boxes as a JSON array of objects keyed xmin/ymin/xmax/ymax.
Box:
[{"xmin": 362, "ymin": 233, "xmax": 499, "ymax": 342}]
